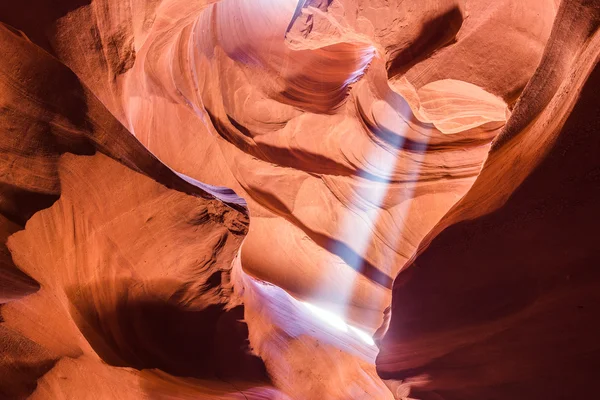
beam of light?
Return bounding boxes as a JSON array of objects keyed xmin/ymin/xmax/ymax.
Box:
[
  {"xmin": 322, "ymin": 101, "xmax": 411, "ymax": 320},
  {"xmin": 301, "ymin": 300, "xmax": 378, "ymax": 346},
  {"xmin": 361, "ymin": 135, "xmax": 429, "ymax": 331},
  {"xmin": 307, "ymin": 92, "xmax": 431, "ymax": 333},
  {"xmin": 301, "ymin": 301, "xmax": 348, "ymax": 332},
  {"xmin": 349, "ymin": 326, "xmax": 375, "ymax": 346},
  {"xmin": 246, "ymin": 271, "xmax": 381, "ymax": 355}
]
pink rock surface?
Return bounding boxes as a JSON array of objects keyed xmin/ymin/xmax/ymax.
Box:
[{"xmin": 0, "ymin": 0, "xmax": 597, "ymax": 399}]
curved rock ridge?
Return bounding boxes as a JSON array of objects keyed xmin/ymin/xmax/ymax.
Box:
[
  {"xmin": 0, "ymin": 20, "xmax": 246, "ymax": 307},
  {"xmin": 101, "ymin": 0, "xmax": 513, "ymax": 328},
  {"xmin": 3, "ymin": 152, "xmax": 268, "ymax": 399},
  {"xmin": 0, "ymin": 0, "xmax": 596, "ymax": 399},
  {"xmin": 0, "ymin": 19, "xmax": 270, "ymax": 400}
]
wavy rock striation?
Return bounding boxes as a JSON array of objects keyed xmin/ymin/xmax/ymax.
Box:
[{"xmin": 0, "ymin": 0, "xmax": 598, "ymax": 399}]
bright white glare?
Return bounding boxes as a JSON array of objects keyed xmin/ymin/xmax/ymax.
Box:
[
  {"xmin": 301, "ymin": 301, "xmax": 348, "ymax": 332},
  {"xmin": 350, "ymin": 326, "xmax": 375, "ymax": 346},
  {"xmin": 301, "ymin": 301, "xmax": 375, "ymax": 346}
]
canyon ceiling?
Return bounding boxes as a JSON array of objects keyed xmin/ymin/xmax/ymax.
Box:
[{"xmin": 0, "ymin": 0, "xmax": 599, "ymax": 399}]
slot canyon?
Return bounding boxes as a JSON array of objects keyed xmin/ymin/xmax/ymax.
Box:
[{"xmin": 0, "ymin": 0, "xmax": 599, "ymax": 399}]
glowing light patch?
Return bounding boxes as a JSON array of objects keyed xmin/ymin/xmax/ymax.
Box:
[
  {"xmin": 350, "ymin": 326, "xmax": 375, "ymax": 346},
  {"xmin": 301, "ymin": 301, "xmax": 348, "ymax": 332},
  {"xmin": 300, "ymin": 301, "xmax": 376, "ymax": 346}
]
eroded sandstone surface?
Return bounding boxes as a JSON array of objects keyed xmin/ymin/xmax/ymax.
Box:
[{"xmin": 0, "ymin": 0, "xmax": 598, "ymax": 399}]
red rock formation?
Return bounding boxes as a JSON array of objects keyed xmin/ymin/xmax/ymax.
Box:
[
  {"xmin": 0, "ymin": 0, "xmax": 597, "ymax": 399},
  {"xmin": 0, "ymin": 19, "xmax": 270, "ymax": 399},
  {"xmin": 377, "ymin": 1, "xmax": 600, "ymax": 398}
]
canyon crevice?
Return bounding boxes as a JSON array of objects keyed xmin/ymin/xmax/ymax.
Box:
[{"xmin": 0, "ymin": 0, "xmax": 598, "ymax": 399}]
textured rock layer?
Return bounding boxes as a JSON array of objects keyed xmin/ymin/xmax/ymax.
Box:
[{"xmin": 0, "ymin": 0, "xmax": 598, "ymax": 399}]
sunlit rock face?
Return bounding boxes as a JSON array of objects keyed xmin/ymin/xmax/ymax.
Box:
[{"xmin": 0, "ymin": 0, "xmax": 597, "ymax": 399}]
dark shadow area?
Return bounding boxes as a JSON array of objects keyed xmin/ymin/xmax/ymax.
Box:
[
  {"xmin": 207, "ymin": 109, "xmax": 363, "ymax": 178},
  {"xmin": 0, "ymin": 183, "xmax": 59, "ymax": 228},
  {"xmin": 0, "ymin": 253, "xmax": 40, "ymax": 304},
  {"xmin": 66, "ymin": 278, "xmax": 268, "ymax": 382},
  {"xmin": 0, "ymin": 23, "xmax": 96, "ymax": 229},
  {"xmin": 387, "ymin": 7, "xmax": 463, "ymax": 79},
  {"xmin": 378, "ymin": 60, "xmax": 600, "ymax": 399},
  {"xmin": 0, "ymin": 0, "xmax": 92, "ymax": 54},
  {"xmin": 325, "ymin": 236, "xmax": 394, "ymax": 289}
]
